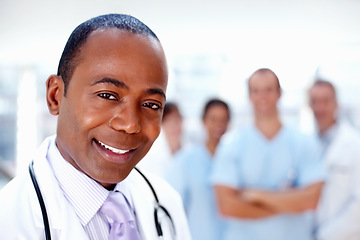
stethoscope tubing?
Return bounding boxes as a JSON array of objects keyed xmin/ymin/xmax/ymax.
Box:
[
  {"xmin": 29, "ymin": 161, "xmax": 176, "ymax": 240},
  {"xmin": 134, "ymin": 167, "xmax": 176, "ymax": 237},
  {"xmin": 29, "ymin": 161, "xmax": 52, "ymax": 240}
]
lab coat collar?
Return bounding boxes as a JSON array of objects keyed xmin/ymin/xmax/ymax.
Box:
[
  {"xmin": 31, "ymin": 135, "xmax": 88, "ymax": 239},
  {"xmin": 127, "ymin": 169, "xmax": 159, "ymax": 239},
  {"xmin": 30, "ymin": 135, "xmax": 166, "ymax": 239}
]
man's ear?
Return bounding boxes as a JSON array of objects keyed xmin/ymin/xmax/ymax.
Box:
[{"xmin": 46, "ymin": 75, "xmax": 64, "ymax": 116}]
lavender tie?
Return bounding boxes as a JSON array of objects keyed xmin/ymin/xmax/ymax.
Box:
[{"xmin": 100, "ymin": 191, "xmax": 142, "ymax": 240}]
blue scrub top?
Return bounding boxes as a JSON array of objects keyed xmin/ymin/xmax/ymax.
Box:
[
  {"xmin": 211, "ymin": 124, "xmax": 325, "ymax": 240},
  {"xmin": 166, "ymin": 143, "xmax": 225, "ymax": 240}
]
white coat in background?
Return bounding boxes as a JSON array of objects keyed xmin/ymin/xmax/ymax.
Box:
[
  {"xmin": 137, "ymin": 129, "xmax": 174, "ymax": 179},
  {"xmin": 0, "ymin": 137, "xmax": 191, "ymax": 240},
  {"xmin": 316, "ymin": 121, "xmax": 360, "ymax": 240}
]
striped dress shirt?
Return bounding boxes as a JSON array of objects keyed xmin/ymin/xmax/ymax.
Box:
[{"xmin": 47, "ymin": 137, "xmax": 137, "ymax": 239}]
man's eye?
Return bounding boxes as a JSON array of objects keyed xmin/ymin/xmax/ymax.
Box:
[
  {"xmin": 143, "ymin": 102, "xmax": 162, "ymax": 110},
  {"xmin": 98, "ymin": 93, "xmax": 117, "ymax": 101}
]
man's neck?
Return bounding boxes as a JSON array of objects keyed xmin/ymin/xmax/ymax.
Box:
[
  {"xmin": 255, "ymin": 114, "xmax": 282, "ymax": 140},
  {"xmin": 319, "ymin": 119, "xmax": 337, "ymax": 135}
]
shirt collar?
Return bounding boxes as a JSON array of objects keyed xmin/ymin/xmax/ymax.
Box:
[
  {"xmin": 319, "ymin": 122, "xmax": 338, "ymax": 143},
  {"xmin": 318, "ymin": 122, "xmax": 339, "ymax": 153},
  {"xmin": 47, "ymin": 137, "xmax": 133, "ymax": 226}
]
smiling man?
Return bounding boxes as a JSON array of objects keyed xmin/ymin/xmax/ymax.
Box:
[
  {"xmin": 309, "ymin": 80, "xmax": 360, "ymax": 240},
  {"xmin": 0, "ymin": 14, "xmax": 191, "ymax": 240}
]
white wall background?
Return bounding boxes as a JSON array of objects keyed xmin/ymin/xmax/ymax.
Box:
[{"xmin": 0, "ymin": 0, "xmax": 360, "ymax": 174}]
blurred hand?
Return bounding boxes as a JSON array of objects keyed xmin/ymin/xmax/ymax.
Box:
[{"xmin": 241, "ymin": 189, "xmax": 264, "ymax": 203}]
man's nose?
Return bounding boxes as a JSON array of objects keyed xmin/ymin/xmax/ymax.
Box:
[{"xmin": 109, "ymin": 107, "xmax": 141, "ymax": 134}]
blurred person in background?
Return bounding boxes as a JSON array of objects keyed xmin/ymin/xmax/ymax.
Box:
[
  {"xmin": 166, "ymin": 98, "xmax": 231, "ymax": 240},
  {"xmin": 137, "ymin": 101, "xmax": 183, "ymax": 178},
  {"xmin": 211, "ymin": 68, "xmax": 325, "ymax": 240},
  {"xmin": 309, "ymin": 79, "xmax": 360, "ymax": 240}
]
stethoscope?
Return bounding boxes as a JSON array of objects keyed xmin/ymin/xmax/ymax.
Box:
[{"xmin": 29, "ymin": 160, "xmax": 176, "ymax": 240}]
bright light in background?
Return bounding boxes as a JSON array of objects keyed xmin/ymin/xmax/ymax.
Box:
[
  {"xmin": 0, "ymin": 0, "xmax": 359, "ymax": 175},
  {"xmin": 16, "ymin": 68, "xmax": 38, "ymax": 174}
]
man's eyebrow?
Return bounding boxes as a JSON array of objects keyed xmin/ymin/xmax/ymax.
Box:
[
  {"xmin": 146, "ymin": 88, "xmax": 166, "ymax": 100},
  {"xmin": 91, "ymin": 78, "xmax": 166, "ymax": 99},
  {"xmin": 91, "ymin": 78, "xmax": 128, "ymax": 89}
]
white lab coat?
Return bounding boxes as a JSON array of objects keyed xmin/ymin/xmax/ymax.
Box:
[
  {"xmin": 316, "ymin": 122, "xmax": 360, "ymax": 240},
  {"xmin": 0, "ymin": 137, "xmax": 192, "ymax": 240}
]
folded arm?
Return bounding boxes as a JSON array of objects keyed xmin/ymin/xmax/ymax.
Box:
[
  {"xmin": 214, "ymin": 185, "xmax": 277, "ymax": 219},
  {"xmin": 214, "ymin": 181, "xmax": 323, "ymax": 219},
  {"xmin": 242, "ymin": 181, "xmax": 324, "ymax": 213}
]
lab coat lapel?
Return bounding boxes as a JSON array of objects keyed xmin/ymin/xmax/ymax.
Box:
[
  {"xmin": 32, "ymin": 136, "xmax": 89, "ymax": 239},
  {"xmin": 128, "ymin": 169, "xmax": 159, "ymax": 240},
  {"xmin": 323, "ymin": 123, "xmax": 347, "ymax": 166}
]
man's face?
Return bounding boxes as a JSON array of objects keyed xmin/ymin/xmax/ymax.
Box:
[
  {"xmin": 309, "ymin": 84, "xmax": 337, "ymax": 132},
  {"xmin": 248, "ymin": 72, "xmax": 281, "ymax": 117},
  {"xmin": 50, "ymin": 29, "xmax": 167, "ymax": 188}
]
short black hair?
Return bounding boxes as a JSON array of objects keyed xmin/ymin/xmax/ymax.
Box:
[
  {"xmin": 202, "ymin": 98, "xmax": 231, "ymax": 120},
  {"xmin": 57, "ymin": 13, "xmax": 159, "ymax": 95},
  {"xmin": 163, "ymin": 102, "xmax": 181, "ymax": 121}
]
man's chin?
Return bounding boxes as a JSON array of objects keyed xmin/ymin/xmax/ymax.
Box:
[{"xmin": 90, "ymin": 165, "xmax": 134, "ymax": 188}]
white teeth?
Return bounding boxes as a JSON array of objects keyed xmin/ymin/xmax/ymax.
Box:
[{"xmin": 97, "ymin": 140, "xmax": 130, "ymax": 154}]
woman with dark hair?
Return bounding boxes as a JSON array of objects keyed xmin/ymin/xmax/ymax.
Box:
[
  {"xmin": 137, "ymin": 101, "xmax": 183, "ymax": 178},
  {"xmin": 166, "ymin": 98, "xmax": 231, "ymax": 240}
]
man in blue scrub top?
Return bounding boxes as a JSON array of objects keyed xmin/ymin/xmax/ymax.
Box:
[{"xmin": 211, "ymin": 68, "xmax": 325, "ymax": 240}]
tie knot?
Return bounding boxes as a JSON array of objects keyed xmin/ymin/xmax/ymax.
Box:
[{"xmin": 100, "ymin": 191, "xmax": 134, "ymax": 223}]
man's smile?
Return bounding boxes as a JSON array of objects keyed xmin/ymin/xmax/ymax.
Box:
[{"xmin": 94, "ymin": 139, "xmax": 132, "ymax": 155}]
